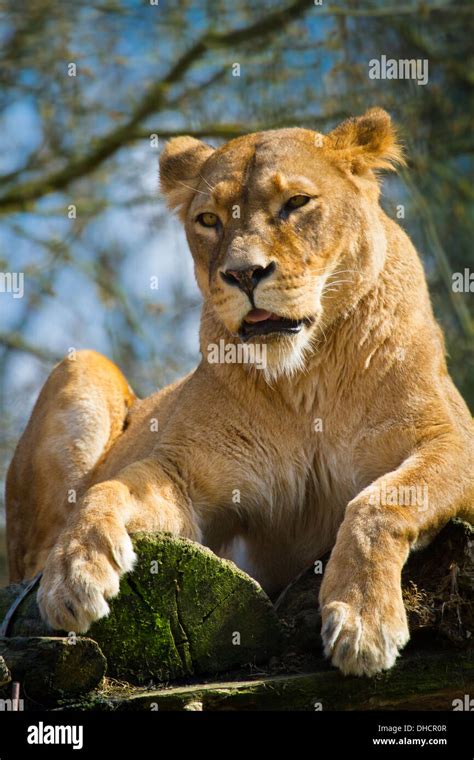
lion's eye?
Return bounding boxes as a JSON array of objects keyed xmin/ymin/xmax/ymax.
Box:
[
  {"xmin": 285, "ymin": 195, "xmax": 310, "ymax": 210},
  {"xmin": 196, "ymin": 212, "xmax": 219, "ymax": 228}
]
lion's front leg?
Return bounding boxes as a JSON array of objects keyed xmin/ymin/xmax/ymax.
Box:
[
  {"xmin": 320, "ymin": 440, "xmax": 472, "ymax": 676},
  {"xmin": 319, "ymin": 502, "xmax": 410, "ymax": 676},
  {"xmin": 37, "ymin": 457, "xmax": 199, "ymax": 632}
]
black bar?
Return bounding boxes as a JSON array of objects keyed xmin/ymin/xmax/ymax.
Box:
[{"xmin": 0, "ymin": 710, "xmax": 472, "ymax": 758}]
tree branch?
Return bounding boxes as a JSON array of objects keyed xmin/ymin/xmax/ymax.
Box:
[
  {"xmin": 0, "ymin": 333, "xmax": 60, "ymax": 363},
  {"xmin": 134, "ymin": 111, "xmax": 350, "ymax": 142},
  {"xmin": 314, "ymin": 2, "xmax": 473, "ymax": 17},
  {"xmin": 0, "ymin": 0, "xmax": 312, "ymax": 212}
]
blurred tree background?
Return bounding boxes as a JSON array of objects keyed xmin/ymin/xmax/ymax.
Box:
[{"xmin": 0, "ymin": 0, "xmax": 473, "ymax": 584}]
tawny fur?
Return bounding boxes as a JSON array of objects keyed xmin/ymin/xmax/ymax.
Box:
[{"xmin": 6, "ymin": 108, "xmax": 474, "ymax": 676}]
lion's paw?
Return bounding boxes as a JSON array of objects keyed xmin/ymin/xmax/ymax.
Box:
[
  {"xmin": 321, "ymin": 599, "xmax": 409, "ymax": 677},
  {"xmin": 37, "ymin": 527, "xmax": 136, "ymax": 633}
]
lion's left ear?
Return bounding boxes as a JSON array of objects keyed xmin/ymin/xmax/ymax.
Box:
[
  {"xmin": 325, "ymin": 108, "xmax": 405, "ymax": 174},
  {"xmin": 159, "ymin": 136, "xmax": 215, "ymax": 217}
]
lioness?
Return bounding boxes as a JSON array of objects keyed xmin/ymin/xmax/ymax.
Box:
[{"xmin": 6, "ymin": 108, "xmax": 473, "ymax": 676}]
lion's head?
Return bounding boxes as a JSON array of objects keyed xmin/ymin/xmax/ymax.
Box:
[{"xmin": 160, "ymin": 108, "xmax": 404, "ymax": 379}]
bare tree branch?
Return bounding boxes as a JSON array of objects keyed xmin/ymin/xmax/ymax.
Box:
[
  {"xmin": 0, "ymin": 333, "xmax": 60, "ymax": 363},
  {"xmin": 314, "ymin": 2, "xmax": 473, "ymax": 17},
  {"xmin": 134, "ymin": 111, "xmax": 350, "ymax": 142},
  {"xmin": 0, "ymin": 0, "xmax": 313, "ymax": 212}
]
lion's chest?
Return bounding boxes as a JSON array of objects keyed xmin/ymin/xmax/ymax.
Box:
[{"xmin": 193, "ymin": 427, "xmax": 356, "ymax": 555}]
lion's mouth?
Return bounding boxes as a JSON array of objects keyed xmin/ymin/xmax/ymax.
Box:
[{"xmin": 239, "ymin": 309, "xmax": 311, "ymax": 341}]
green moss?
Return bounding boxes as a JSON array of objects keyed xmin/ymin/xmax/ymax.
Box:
[
  {"xmin": 0, "ymin": 534, "xmax": 284, "ymax": 685},
  {"xmin": 88, "ymin": 533, "xmax": 284, "ymax": 683},
  {"xmin": 0, "ymin": 655, "xmax": 10, "ymax": 688}
]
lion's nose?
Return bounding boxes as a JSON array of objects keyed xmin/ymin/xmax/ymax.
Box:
[{"xmin": 220, "ymin": 262, "xmax": 275, "ymax": 297}]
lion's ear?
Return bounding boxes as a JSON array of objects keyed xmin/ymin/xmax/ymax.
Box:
[
  {"xmin": 326, "ymin": 108, "xmax": 405, "ymax": 174},
  {"xmin": 159, "ymin": 136, "xmax": 215, "ymax": 215}
]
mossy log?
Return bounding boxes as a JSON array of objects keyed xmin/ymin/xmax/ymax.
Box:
[
  {"xmin": 0, "ymin": 521, "xmax": 471, "ymax": 708},
  {"xmin": 61, "ymin": 649, "xmax": 474, "ymax": 712},
  {"xmin": 0, "ymin": 654, "xmax": 10, "ymax": 689},
  {"xmin": 0, "ymin": 637, "xmax": 106, "ymax": 703},
  {"xmin": 0, "ymin": 534, "xmax": 284, "ymax": 684}
]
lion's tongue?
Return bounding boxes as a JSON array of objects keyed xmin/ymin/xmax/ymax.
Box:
[{"xmin": 244, "ymin": 309, "xmax": 277, "ymax": 324}]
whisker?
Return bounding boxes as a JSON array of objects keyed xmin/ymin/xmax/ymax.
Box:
[
  {"xmin": 178, "ymin": 181, "xmax": 209, "ymax": 197},
  {"xmin": 199, "ymin": 173, "xmax": 215, "ymax": 193}
]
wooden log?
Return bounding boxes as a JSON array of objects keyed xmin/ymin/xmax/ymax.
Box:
[
  {"xmin": 0, "ymin": 520, "xmax": 470, "ymax": 707},
  {"xmin": 0, "ymin": 654, "xmax": 10, "ymax": 689},
  {"xmin": 0, "ymin": 534, "xmax": 285, "ymax": 685},
  {"xmin": 58, "ymin": 649, "xmax": 474, "ymax": 712},
  {"xmin": 0, "ymin": 636, "xmax": 106, "ymax": 703}
]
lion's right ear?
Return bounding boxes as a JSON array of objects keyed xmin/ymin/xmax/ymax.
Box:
[
  {"xmin": 325, "ymin": 108, "xmax": 404, "ymax": 175},
  {"xmin": 159, "ymin": 136, "xmax": 215, "ymax": 217}
]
